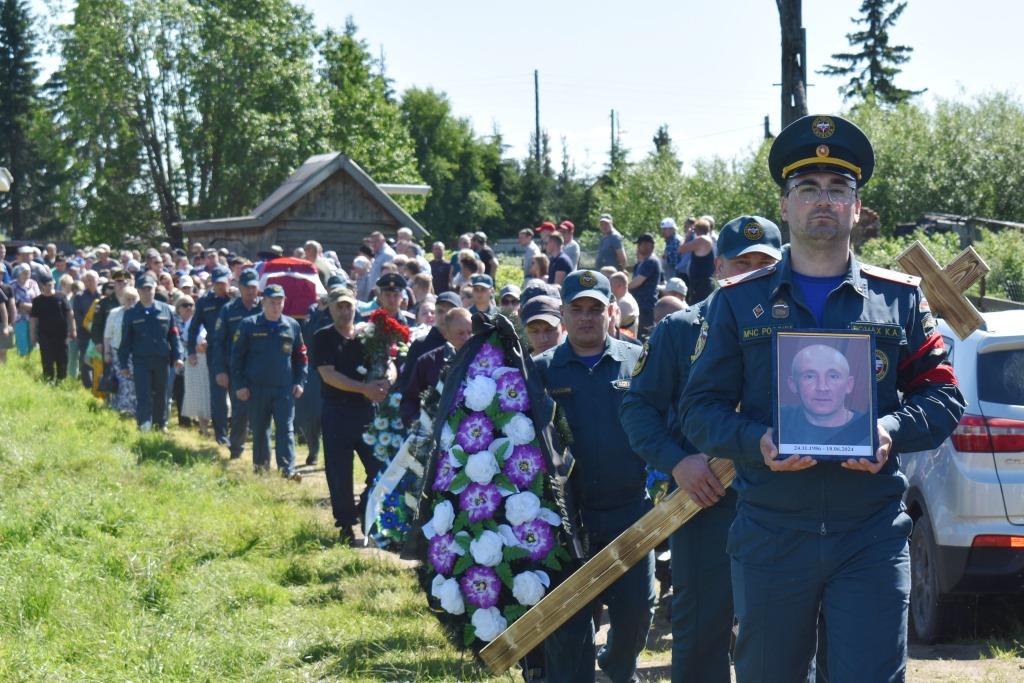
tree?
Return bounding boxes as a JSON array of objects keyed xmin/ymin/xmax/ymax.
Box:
[
  {"xmin": 819, "ymin": 0, "xmax": 924, "ymax": 106},
  {"xmin": 320, "ymin": 18, "xmax": 421, "ymax": 188},
  {"xmin": 652, "ymin": 124, "xmax": 673, "ymax": 158},
  {"xmin": 0, "ymin": 0, "xmax": 63, "ymax": 238}
]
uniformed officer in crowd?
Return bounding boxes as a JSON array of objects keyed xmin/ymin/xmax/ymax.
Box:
[
  {"xmin": 230, "ymin": 283, "xmax": 308, "ymax": 480},
  {"xmin": 118, "ymin": 274, "xmax": 185, "ymax": 431},
  {"xmin": 295, "ymin": 274, "xmax": 347, "ymax": 467},
  {"xmin": 313, "ymin": 287, "xmax": 388, "ymax": 544},
  {"xmin": 371, "ymin": 272, "xmax": 416, "ymax": 326},
  {"xmin": 92, "ymin": 270, "xmax": 129, "ymax": 366},
  {"xmin": 188, "ymin": 265, "xmax": 232, "ymax": 445},
  {"xmin": 680, "ymin": 114, "xmax": 965, "ymax": 682},
  {"xmin": 468, "ymin": 273, "xmax": 498, "ymax": 316},
  {"xmin": 211, "ymin": 267, "xmax": 261, "ymax": 459},
  {"xmin": 531, "ymin": 269, "xmax": 655, "ymax": 683},
  {"xmin": 620, "ymin": 214, "xmax": 782, "ymax": 683}
]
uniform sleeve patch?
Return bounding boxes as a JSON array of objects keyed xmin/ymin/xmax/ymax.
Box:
[
  {"xmin": 691, "ymin": 319, "xmax": 709, "ymax": 361},
  {"xmin": 631, "ymin": 341, "xmax": 649, "ymax": 377}
]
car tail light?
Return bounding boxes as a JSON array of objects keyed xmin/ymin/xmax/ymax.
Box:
[
  {"xmin": 972, "ymin": 535, "xmax": 1024, "ymax": 549},
  {"xmin": 950, "ymin": 414, "xmax": 1024, "ymax": 453}
]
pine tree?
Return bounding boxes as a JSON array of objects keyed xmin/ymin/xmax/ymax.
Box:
[
  {"xmin": 819, "ymin": 0, "xmax": 924, "ymax": 105},
  {"xmin": 0, "ymin": 0, "xmax": 39, "ymax": 238}
]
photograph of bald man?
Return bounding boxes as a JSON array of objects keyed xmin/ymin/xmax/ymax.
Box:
[{"xmin": 777, "ymin": 335, "xmax": 874, "ymax": 458}]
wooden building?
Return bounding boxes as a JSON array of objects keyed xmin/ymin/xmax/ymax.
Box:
[{"xmin": 181, "ymin": 153, "xmax": 428, "ymax": 261}]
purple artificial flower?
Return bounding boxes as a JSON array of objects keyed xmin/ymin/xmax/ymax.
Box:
[
  {"xmin": 456, "ymin": 412, "xmax": 495, "ymax": 453},
  {"xmin": 468, "ymin": 343, "xmax": 505, "ymax": 379},
  {"xmin": 459, "ymin": 482, "xmax": 502, "ymax": 522},
  {"xmin": 428, "ymin": 532, "xmax": 459, "ymax": 575},
  {"xmin": 502, "ymin": 444, "xmax": 546, "ymax": 489},
  {"xmin": 495, "ymin": 368, "xmax": 530, "ymax": 412},
  {"xmin": 432, "ymin": 451, "xmax": 459, "ymax": 492},
  {"xmin": 460, "ymin": 565, "xmax": 501, "ymax": 609},
  {"xmin": 513, "ymin": 519, "xmax": 555, "ymax": 561}
]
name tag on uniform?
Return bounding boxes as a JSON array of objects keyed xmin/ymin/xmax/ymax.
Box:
[
  {"xmin": 551, "ymin": 387, "xmax": 572, "ymax": 396},
  {"xmin": 741, "ymin": 324, "xmax": 793, "ymax": 342},
  {"xmin": 252, "ymin": 332, "xmax": 268, "ymax": 337},
  {"xmin": 611, "ymin": 379, "xmax": 631, "ymax": 390},
  {"xmin": 848, "ymin": 322, "xmax": 905, "ymax": 340}
]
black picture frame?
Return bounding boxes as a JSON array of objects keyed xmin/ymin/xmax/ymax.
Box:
[{"xmin": 772, "ymin": 330, "xmax": 878, "ymax": 461}]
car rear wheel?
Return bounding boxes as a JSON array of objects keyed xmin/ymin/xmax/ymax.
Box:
[{"xmin": 910, "ymin": 513, "xmax": 961, "ymax": 643}]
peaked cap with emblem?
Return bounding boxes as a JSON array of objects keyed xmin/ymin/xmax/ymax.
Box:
[
  {"xmin": 717, "ymin": 215, "xmax": 783, "ymax": 261},
  {"xmin": 768, "ymin": 114, "xmax": 874, "ymax": 188},
  {"xmin": 561, "ymin": 269, "xmax": 611, "ymax": 305}
]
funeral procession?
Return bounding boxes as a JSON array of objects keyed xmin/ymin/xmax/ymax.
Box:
[{"xmin": 3, "ymin": 0, "xmax": 1024, "ymax": 681}]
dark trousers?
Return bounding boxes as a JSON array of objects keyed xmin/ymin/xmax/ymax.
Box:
[
  {"xmin": 207, "ymin": 363, "xmax": 228, "ymax": 443},
  {"xmin": 295, "ymin": 369, "xmax": 323, "ymax": 461},
  {"xmin": 669, "ymin": 493, "xmax": 736, "ymax": 683},
  {"xmin": 228, "ymin": 382, "xmax": 251, "ymax": 458},
  {"xmin": 76, "ymin": 337, "xmax": 92, "ymax": 388},
  {"xmin": 134, "ymin": 356, "xmax": 169, "ymax": 427},
  {"xmin": 249, "ymin": 385, "xmax": 296, "ymax": 474},
  {"xmin": 321, "ymin": 400, "xmax": 382, "ymax": 528},
  {"xmin": 39, "ymin": 339, "xmax": 69, "ymax": 381},
  {"xmin": 545, "ymin": 500, "xmax": 656, "ymax": 683},
  {"xmin": 172, "ymin": 372, "xmax": 187, "ymax": 425},
  {"xmin": 729, "ymin": 510, "xmax": 911, "ymax": 683}
]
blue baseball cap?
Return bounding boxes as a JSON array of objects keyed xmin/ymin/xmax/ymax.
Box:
[
  {"xmin": 470, "ymin": 274, "xmax": 494, "ymax": 288},
  {"xmin": 211, "ymin": 267, "xmax": 231, "ymax": 284},
  {"xmin": 263, "ymin": 283, "xmax": 285, "ymax": 298},
  {"xmin": 436, "ymin": 291, "xmax": 462, "ymax": 308},
  {"xmin": 239, "ymin": 268, "xmax": 259, "ymax": 286},
  {"xmin": 716, "ymin": 215, "xmax": 783, "ymax": 261},
  {"xmin": 560, "ymin": 269, "xmax": 611, "ymax": 305},
  {"xmin": 326, "ymin": 273, "xmax": 347, "ymax": 290},
  {"xmin": 768, "ymin": 114, "xmax": 874, "ymax": 188}
]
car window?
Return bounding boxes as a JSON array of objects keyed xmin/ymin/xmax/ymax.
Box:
[
  {"xmin": 942, "ymin": 336, "xmax": 954, "ymax": 365},
  {"xmin": 978, "ymin": 349, "xmax": 1024, "ymax": 405}
]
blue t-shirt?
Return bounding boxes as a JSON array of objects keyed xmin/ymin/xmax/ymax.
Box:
[
  {"xmin": 548, "ymin": 253, "xmax": 573, "ymax": 284},
  {"xmin": 631, "ymin": 255, "xmax": 663, "ymax": 314},
  {"xmin": 792, "ymin": 271, "xmax": 845, "ymax": 326},
  {"xmin": 576, "ymin": 352, "xmax": 604, "ymax": 369}
]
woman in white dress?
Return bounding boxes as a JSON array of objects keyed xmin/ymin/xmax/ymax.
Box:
[
  {"xmin": 103, "ymin": 287, "xmax": 139, "ymax": 416},
  {"xmin": 178, "ymin": 296, "xmax": 212, "ymax": 434}
]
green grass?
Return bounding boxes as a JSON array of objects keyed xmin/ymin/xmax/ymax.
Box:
[{"xmin": 0, "ymin": 354, "xmax": 514, "ymax": 682}]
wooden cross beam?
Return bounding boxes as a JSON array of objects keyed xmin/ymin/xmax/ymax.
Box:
[
  {"xmin": 0, "ymin": 168, "xmax": 11, "ymax": 193},
  {"xmin": 479, "ymin": 458, "xmax": 736, "ymax": 674},
  {"xmin": 896, "ymin": 240, "xmax": 990, "ymax": 340}
]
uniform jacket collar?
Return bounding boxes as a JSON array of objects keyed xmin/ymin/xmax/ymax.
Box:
[
  {"xmin": 549, "ymin": 334, "xmax": 629, "ymax": 368},
  {"xmin": 769, "ymin": 246, "xmax": 868, "ymax": 301}
]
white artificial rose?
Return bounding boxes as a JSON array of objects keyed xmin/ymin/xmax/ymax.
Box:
[
  {"xmin": 469, "ymin": 529, "xmax": 504, "ymax": 567},
  {"xmin": 504, "ymin": 491, "xmax": 541, "ymax": 526},
  {"xmin": 464, "ymin": 375, "xmax": 498, "ymax": 411},
  {"xmin": 503, "ymin": 413, "xmax": 536, "ymax": 445},
  {"xmin": 431, "ymin": 575, "xmax": 465, "ymax": 615},
  {"xmin": 440, "ymin": 423, "xmax": 455, "ymax": 449},
  {"xmin": 471, "ymin": 606, "xmax": 508, "ymax": 642},
  {"xmin": 430, "ymin": 500, "xmax": 455, "ymax": 536},
  {"xmin": 512, "ymin": 570, "xmax": 549, "ymax": 606},
  {"xmin": 465, "ymin": 450, "xmax": 499, "ymax": 484}
]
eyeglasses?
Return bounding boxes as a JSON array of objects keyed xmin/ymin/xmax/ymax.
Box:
[
  {"xmin": 179, "ymin": 303, "xmax": 194, "ymax": 309},
  {"xmin": 786, "ymin": 184, "xmax": 857, "ymax": 205}
]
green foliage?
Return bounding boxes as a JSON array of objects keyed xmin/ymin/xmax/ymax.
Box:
[
  {"xmin": 856, "ymin": 227, "xmax": 1024, "ymax": 300},
  {"xmin": 819, "ymin": 0, "xmax": 924, "ymax": 105},
  {"xmin": 320, "ymin": 18, "xmax": 422, "ymax": 195}
]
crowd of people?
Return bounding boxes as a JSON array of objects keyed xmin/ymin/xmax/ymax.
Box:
[{"xmin": 0, "ymin": 114, "xmax": 966, "ymax": 683}]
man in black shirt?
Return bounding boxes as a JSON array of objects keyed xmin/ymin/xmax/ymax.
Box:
[
  {"xmin": 471, "ymin": 231, "xmax": 498, "ymax": 279},
  {"xmin": 314, "ymin": 287, "xmax": 390, "ymax": 544},
  {"xmin": 30, "ymin": 274, "xmax": 76, "ymax": 381}
]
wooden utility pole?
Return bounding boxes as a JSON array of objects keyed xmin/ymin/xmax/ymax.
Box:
[
  {"xmin": 777, "ymin": 0, "xmax": 809, "ymax": 127},
  {"xmin": 534, "ymin": 70, "xmax": 541, "ymax": 164}
]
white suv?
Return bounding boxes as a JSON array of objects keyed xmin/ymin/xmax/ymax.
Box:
[{"xmin": 903, "ymin": 310, "xmax": 1024, "ymax": 643}]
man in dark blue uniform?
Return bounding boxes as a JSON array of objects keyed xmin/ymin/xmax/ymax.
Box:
[
  {"xmin": 188, "ymin": 265, "xmax": 231, "ymax": 444},
  {"xmin": 680, "ymin": 115, "xmax": 965, "ymax": 682},
  {"xmin": 211, "ymin": 268, "xmax": 261, "ymax": 459},
  {"xmin": 532, "ymin": 269, "xmax": 654, "ymax": 683},
  {"xmin": 620, "ymin": 214, "xmax": 782, "ymax": 683},
  {"xmin": 468, "ymin": 273, "xmax": 498, "ymax": 316},
  {"xmin": 119, "ymin": 275, "xmax": 184, "ymax": 430},
  {"xmin": 231, "ymin": 284, "xmax": 308, "ymax": 479}
]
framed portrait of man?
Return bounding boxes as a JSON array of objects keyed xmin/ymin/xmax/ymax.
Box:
[{"xmin": 773, "ymin": 331, "xmax": 877, "ymax": 460}]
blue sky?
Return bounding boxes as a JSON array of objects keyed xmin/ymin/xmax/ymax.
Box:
[{"xmin": 33, "ymin": 0, "xmax": 1023, "ymax": 174}]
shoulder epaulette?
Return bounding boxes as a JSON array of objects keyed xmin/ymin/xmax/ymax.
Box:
[
  {"xmin": 860, "ymin": 263, "xmax": 921, "ymax": 287},
  {"xmin": 718, "ymin": 264, "xmax": 777, "ymax": 289}
]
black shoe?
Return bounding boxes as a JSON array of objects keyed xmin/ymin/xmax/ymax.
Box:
[{"xmin": 304, "ymin": 455, "xmax": 319, "ymax": 466}]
